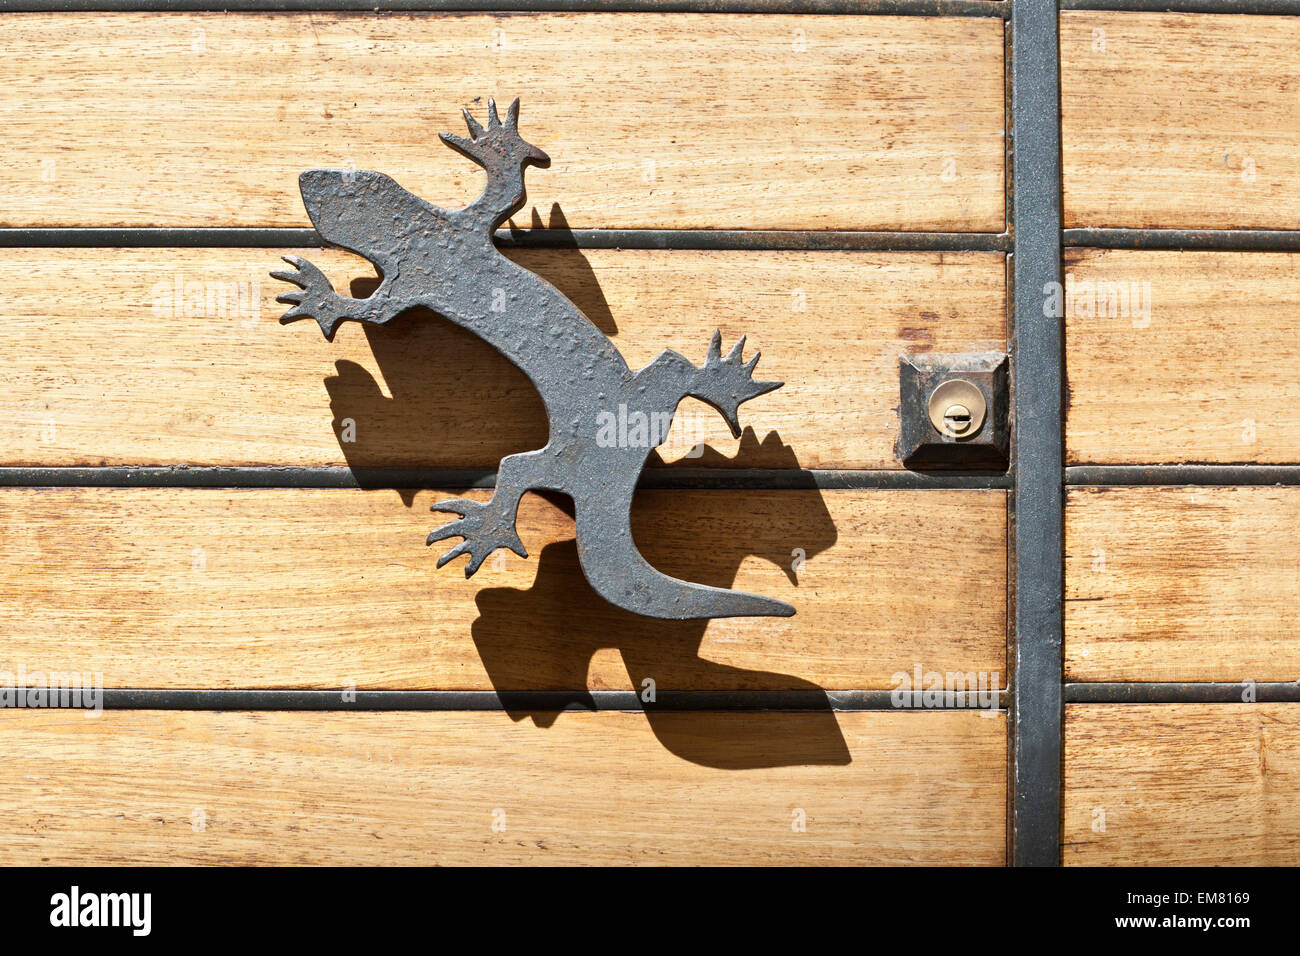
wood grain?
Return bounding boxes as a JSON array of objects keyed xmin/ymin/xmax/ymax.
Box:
[
  {"xmin": 0, "ymin": 709, "xmax": 1006, "ymax": 865},
  {"xmin": 0, "ymin": 13, "xmax": 1005, "ymax": 231},
  {"xmin": 1062, "ymin": 12, "xmax": 1300, "ymax": 229},
  {"xmin": 0, "ymin": 487, "xmax": 1007, "ymax": 691},
  {"xmin": 0, "ymin": 247, "xmax": 1006, "ymax": 470},
  {"xmin": 1065, "ymin": 250, "xmax": 1300, "ymax": 465},
  {"xmin": 1066, "ymin": 487, "xmax": 1300, "ymax": 682},
  {"xmin": 1065, "ymin": 704, "xmax": 1300, "ymax": 866}
]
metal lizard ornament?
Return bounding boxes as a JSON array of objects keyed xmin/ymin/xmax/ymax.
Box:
[{"xmin": 273, "ymin": 98, "xmax": 793, "ymax": 619}]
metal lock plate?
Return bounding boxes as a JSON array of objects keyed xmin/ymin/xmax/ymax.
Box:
[{"xmin": 898, "ymin": 352, "xmax": 1009, "ymax": 469}]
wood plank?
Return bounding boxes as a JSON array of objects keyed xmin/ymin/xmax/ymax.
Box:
[
  {"xmin": 0, "ymin": 247, "xmax": 1006, "ymax": 470},
  {"xmin": 1065, "ymin": 704, "xmax": 1300, "ymax": 866},
  {"xmin": 0, "ymin": 13, "xmax": 1005, "ymax": 231},
  {"xmin": 1062, "ymin": 12, "xmax": 1300, "ymax": 229},
  {"xmin": 1065, "ymin": 250, "xmax": 1300, "ymax": 465},
  {"xmin": 1066, "ymin": 487, "xmax": 1300, "ymax": 682},
  {"xmin": 0, "ymin": 487, "xmax": 1007, "ymax": 691},
  {"xmin": 0, "ymin": 709, "xmax": 1006, "ymax": 865}
]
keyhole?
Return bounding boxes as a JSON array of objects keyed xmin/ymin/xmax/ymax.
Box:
[{"xmin": 943, "ymin": 403, "xmax": 972, "ymax": 435}]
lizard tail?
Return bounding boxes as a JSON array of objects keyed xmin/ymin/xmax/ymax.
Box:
[{"xmin": 573, "ymin": 502, "xmax": 795, "ymax": 620}]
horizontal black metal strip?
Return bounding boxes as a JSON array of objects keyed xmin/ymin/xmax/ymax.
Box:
[
  {"xmin": 0, "ymin": 466, "xmax": 1012, "ymax": 490},
  {"xmin": 1066, "ymin": 465, "xmax": 1300, "ymax": 486},
  {"xmin": 641, "ymin": 468, "xmax": 1013, "ymax": 489},
  {"xmin": 1061, "ymin": 0, "xmax": 1300, "ymax": 13},
  {"xmin": 0, "ymin": 0, "xmax": 1010, "ymax": 15},
  {"xmin": 1065, "ymin": 228, "xmax": 1300, "ymax": 252},
  {"xmin": 0, "ymin": 466, "xmax": 493, "ymax": 489},
  {"xmin": 3, "ymin": 688, "xmax": 1009, "ymax": 712},
  {"xmin": 0, "ymin": 228, "xmax": 323, "ymax": 248},
  {"xmin": 0, "ymin": 228, "xmax": 1010, "ymax": 253},
  {"xmin": 1066, "ymin": 683, "xmax": 1300, "ymax": 704}
]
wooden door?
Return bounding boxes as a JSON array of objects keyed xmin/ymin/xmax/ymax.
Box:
[{"xmin": 0, "ymin": 0, "xmax": 1294, "ymax": 867}]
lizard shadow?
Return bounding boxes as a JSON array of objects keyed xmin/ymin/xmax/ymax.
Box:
[
  {"xmin": 471, "ymin": 430, "xmax": 848, "ymax": 770},
  {"xmin": 320, "ymin": 211, "xmax": 849, "ymax": 769}
]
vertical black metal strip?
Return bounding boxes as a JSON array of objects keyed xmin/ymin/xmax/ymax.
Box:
[{"xmin": 1010, "ymin": 0, "xmax": 1063, "ymax": 866}]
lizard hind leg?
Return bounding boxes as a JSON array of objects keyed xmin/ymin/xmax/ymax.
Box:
[
  {"xmin": 426, "ymin": 449, "xmax": 556, "ymax": 577},
  {"xmin": 691, "ymin": 330, "xmax": 784, "ymax": 437},
  {"xmin": 636, "ymin": 332, "xmax": 783, "ymax": 441},
  {"xmin": 426, "ymin": 497, "xmax": 528, "ymax": 577}
]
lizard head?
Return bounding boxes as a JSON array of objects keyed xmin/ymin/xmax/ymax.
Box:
[
  {"xmin": 439, "ymin": 97, "xmax": 551, "ymax": 176},
  {"xmin": 296, "ymin": 167, "xmax": 416, "ymax": 241}
]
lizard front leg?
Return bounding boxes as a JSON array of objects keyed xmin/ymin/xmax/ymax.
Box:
[{"xmin": 272, "ymin": 255, "xmax": 402, "ymax": 341}]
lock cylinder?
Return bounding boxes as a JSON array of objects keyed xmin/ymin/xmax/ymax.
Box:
[{"xmin": 927, "ymin": 379, "xmax": 988, "ymax": 439}]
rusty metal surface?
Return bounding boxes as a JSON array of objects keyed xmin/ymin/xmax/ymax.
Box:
[{"xmin": 274, "ymin": 98, "xmax": 791, "ymax": 619}]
